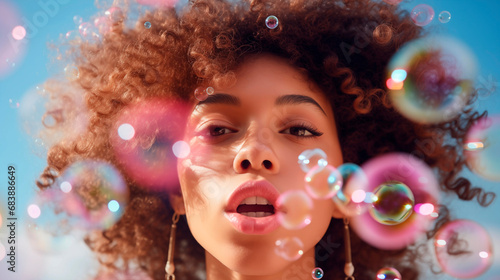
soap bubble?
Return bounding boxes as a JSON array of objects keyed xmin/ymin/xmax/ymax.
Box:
[
  {"xmin": 438, "ymin": 11, "xmax": 451, "ymax": 23},
  {"xmin": 387, "ymin": 36, "xmax": 477, "ymax": 124},
  {"xmin": 265, "ymin": 15, "xmax": 279, "ymax": 29},
  {"xmin": 55, "ymin": 160, "xmax": 129, "ymax": 230},
  {"xmin": 350, "ymin": 153, "xmax": 440, "ymax": 250},
  {"xmin": 110, "ymin": 98, "xmax": 189, "ymax": 190},
  {"xmin": 376, "ymin": 267, "xmax": 402, "ymax": 280},
  {"xmin": 370, "ymin": 181, "xmax": 415, "ymax": 225},
  {"xmin": 435, "ymin": 220, "xmax": 493, "ymax": 279},
  {"xmin": 144, "ymin": 21, "xmax": 152, "ymax": 29},
  {"xmin": 411, "ymin": 4, "xmax": 435, "ymax": 26},
  {"xmin": 94, "ymin": 16, "xmax": 112, "ymax": 35},
  {"xmin": 194, "ymin": 87, "xmax": 208, "ymax": 101},
  {"xmin": 274, "ymin": 237, "xmax": 304, "ymax": 261},
  {"xmin": 464, "ymin": 115, "xmax": 500, "ymax": 181},
  {"xmin": 312, "ymin": 267, "xmax": 324, "ymax": 279},
  {"xmin": 64, "ymin": 64, "xmax": 79, "ymax": 81},
  {"xmin": 276, "ymin": 190, "xmax": 313, "ymax": 230},
  {"xmin": 298, "ymin": 148, "xmax": 328, "ymax": 173},
  {"xmin": 305, "ymin": 165, "xmax": 342, "ymax": 199},
  {"xmin": 333, "ymin": 163, "xmax": 371, "ymax": 217},
  {"xmin": 105, "ymin": 7, "xmax": 124, "ymax": 22}
]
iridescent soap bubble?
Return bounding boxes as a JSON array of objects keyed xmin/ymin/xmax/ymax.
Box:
[
  {"xmin": 376, "ymin": 267, "xmax": 402, "ymax": 280},
  {"xmin": 434, "ymin": 219, "xmax": 493, "ymax": 278},
  {"xmin": 274, "ymin": 236, "xmax": 304, "ymax": 261},
  {"xmin": 109, "ymin": 98, "xmax": 189, "ymax": 190},
  {"xmin": 194, "ymin": 87, "xmax": 208, "ymax": 101},
  {"xmin": 144, "ymin": 21, "xmax": 152, "ymax": 29},
  {"xmin": 350, "ymin": 153, "xmax": 440, "ymax": 250},
  {"xmin": 387, "ymin": 36, "xmax": 477, "ymax": 124},
  {"xmin": 265, "ymin": 15, "xmax": 279, "ymax": 29},
  {"xmin": 94, "ymin": 16, "xmax": 112, "ymax": 35},
  {"xmin": 438, "ymin": 11, "xmax": 451, "ymax": 23},
  {"xmin": 312, "ymin": 267, "xmax": 324, "ymax": 279},
  {"xmin": 105, "ymin": 7, "xmax": 124, "ymax": 22},
  {"xmin": 305, "ymin": 164, "xmax": 342, "ymax": 199},
  {"xmin": 411, "ymin": 4, "xmax": 435, "ymax": 26},
  {"xmin": 55, "ymin": 160, "xmax": 129, "ymax": 230},
  {"xmin": 370, "ymin": 181, "xmax": 414, "ymax": 225},
  {"xmin": 276, "ymin": 190, "xmax": 313, "ymax": 229},
  {"xmin": 298, "ymin": 148, "xmax": 328, "ymax": 173},
  {"xmin": 333, "ymin": 163, "xmax": 371, "ymax": 217},
  {"xmin": 464, "ymin": 115, "xmax": 500, "ymax": 181}
]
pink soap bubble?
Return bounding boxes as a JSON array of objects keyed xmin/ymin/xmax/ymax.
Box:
[
  {"xmin": 110, "ymin": 98, "xmax": 190, "ymax": 190},
  {"xmin": 434, "ymin": 219, "xmax": 493, "ymax": 279},
  {"xmin": 350, "ymin": 153, "xmax": 440, "ymax": 250},
  {"xmin": 411, "ymin": 4, "xmax": 435, "ymax": 27}
]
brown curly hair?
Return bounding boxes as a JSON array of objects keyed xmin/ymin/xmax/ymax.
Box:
[{"xmin": 36, "ymin": 0, "xmax": 495, "ymax": 279}]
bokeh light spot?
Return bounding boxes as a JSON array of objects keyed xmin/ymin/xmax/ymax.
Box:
[
  {"xmin": 12, "ymin": 25, "xmax": 26, "ymax": 40},
  {"xmin": 118, "ymin": 123, "xmax": 135, "ymax": 140}
]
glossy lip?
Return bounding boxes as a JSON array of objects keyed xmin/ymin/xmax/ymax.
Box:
[{"xmin": 224, "ymin": 180, "xmax": 280, "ymax": 235}]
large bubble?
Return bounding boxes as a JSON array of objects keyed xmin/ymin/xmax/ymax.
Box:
[
  {"xmin": 410, "ymin": 4, "xmax": 435, "ymax": 26},
  {"xmin": 110, "ymin": 98, "xmax": 190, "ymax": 190},
  {"xmin": 434, "ymin": 220, "xmax": 493, "ymax": 278},
  {"xmin": 333, "ymin": 163, "xmax": 371, "ymax": 217},
  {"xmin": 386, "ymin": 36, "xmax": 477, "ymax": 124},
  {"xmin": 465, "ymin": 115, "xmax": 500, "ymax": 181},
  {"xmin": 276, "ymin": 190, "xmax": 313, "ymax": 230},
  {"xmin": 350, "ymin": 153, "xmax": 440, "ymax": 250}
]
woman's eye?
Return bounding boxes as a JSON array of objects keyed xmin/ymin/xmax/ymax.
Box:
[
  {"xmin": 208, "ymin": 126, "xmax": 235, "ymax": 137},
  {"xmin": 280, "ymin": 125, "xmax": 323, "ymax": 137}
]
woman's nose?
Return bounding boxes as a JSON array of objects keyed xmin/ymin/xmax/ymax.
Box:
[{"xmin": 233, "ymin": 132, "xmax": 280, "ymax": 174}]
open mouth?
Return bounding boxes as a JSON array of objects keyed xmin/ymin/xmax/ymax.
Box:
[{"xmin": 236, "ymin": 196, "xmax": 275, "ymax": 217}]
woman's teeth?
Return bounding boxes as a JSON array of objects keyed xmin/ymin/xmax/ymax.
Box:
[{"xmin": 237, "ymin": 196, "xmax": 275, "ymax": 217}]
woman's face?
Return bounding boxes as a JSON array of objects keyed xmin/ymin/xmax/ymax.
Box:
[{"xmin": 176, "ymin": 54, "xmax": 343, "ymax": 275}]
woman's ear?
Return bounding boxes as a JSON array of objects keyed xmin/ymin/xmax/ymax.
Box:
[{"xmin": 168, "ymin": 191, "xmax": 186, "ymax": 215}]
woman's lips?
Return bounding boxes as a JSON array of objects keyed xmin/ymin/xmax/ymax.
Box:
[{"xmin": 224, "ymin": 180, "xmax": 280, "ymax": 235}]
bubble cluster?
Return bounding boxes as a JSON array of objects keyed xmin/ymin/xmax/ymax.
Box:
[
  {"xmin": 387, "ymin": 36, "xmax": 477, "ymax": 124},
  {"xmin": 304, "ymin": 165, "xmax": 342, "ymax": 199},
  {"xmin": 265, "ymin": 15, "xmax": 279, "ymax": 29},
  {"xmin": 435, "ymin": 220, "xmax": 493, "ymax": 278},
  {"xmin": 370, "ymin": 181, "xmax": 414, "ymax": 225},
  {"xmin": 350, "ymin": 153, "xmax": 440, "ymax": 250},
  {"xmin": 333, "ymin": 163, "xmax": 371, "ymax": 217},
  {"xmin": 376, "ymin": 267, "xmax": 402, "ymax": 280},
  {"xmin": 464, "ymin": 115, "xmax": 500, "ymax": 181},
  {"xmin": 276, "ymin": 190, "xmax": 313, "ymax": 229},
  {"xmin": 110, "ymin": 98, "xmax": 189, "ymax": 190},
  {"xmin": 298, "ymin": 149, "xmax": 328, "ymax": 173},
  {"xmin": 411, "ymin": 4, "xmax": 435, "ymax": 26},
  {"xmin": 274, "ymin": 236, "xmax": 304, "ymax": 261},
  {"xmin": 438, "ymin": 11, "xmax": 451, "ymax": 23},
  {"xmin": 312, "ymin": 267, "xmax": 324, "ymax": 279}
]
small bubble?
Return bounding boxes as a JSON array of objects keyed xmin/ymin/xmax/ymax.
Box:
[
  {"xmin": 312, "ymin": 267, "xmax": 324, "ymax": 279},
  {"xmin": 105, "ymin": 7, "xmax": 124, "ymax": 22},
  {"xmin": 305, "ymin": 165, "xmax": 342, "ymax": 199},
  {"xmin": 144, "ymin": 21, "xmax": 152, "ymax": 29},
  {"xmin": 411, "ymin": 4, "xmax": 435, "ymax": 26},
  {"xmin": 265, "ymin": 15, "xmax": 279, "ymax": 29},
  {"xmin": 376, "ymin": 267, "xmax": 402, "ymax": 280},
  {"xmin": 64, "ymin": 64, "xmax": 79, "ymax": 81},
  {"xmin": 206, "ymin": 86, "xmax": 215, "ymax": 95},
  {"xmin": 274, "ymin": 237, "xmax": 304, "ymax": 261},
  {"xmin": 194, "ymin": 87, "xmax": 208, "ymax": 101},
  {"xmin": 438, "ymin": 11, "xmax": 451, "ymax": 23}
]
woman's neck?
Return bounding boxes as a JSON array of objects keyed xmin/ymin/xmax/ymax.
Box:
[{"xmin": 205, "ymin": 247, "xmax": 317, "ymax": 280}]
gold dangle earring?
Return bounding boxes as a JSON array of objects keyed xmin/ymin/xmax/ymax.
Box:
[
  {"xmin": 344, "ymin": 218, "xmax": 355, "ymax": 280},
  {"xmin": 165, "ymin": 212, "xmax": 180, "ymax": 280}
]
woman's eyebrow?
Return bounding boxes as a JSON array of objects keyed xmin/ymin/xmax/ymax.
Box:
[
  {"xmin": 196, "ymin": 93, "xmax": 241, "ymax": 107},
  {"xmin": 275, "ymin": 94, "xmax": 327, "ymax": 116}
]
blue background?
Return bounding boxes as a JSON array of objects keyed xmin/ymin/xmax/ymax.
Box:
[{"xmin": 0, "ymin": 0, "xmax": 499, "ymax": 279}]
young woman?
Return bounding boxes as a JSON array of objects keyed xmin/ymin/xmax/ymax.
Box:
[{"xmin": 36, "ymin": 0, "xmax": 494, "ymax": 279}]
